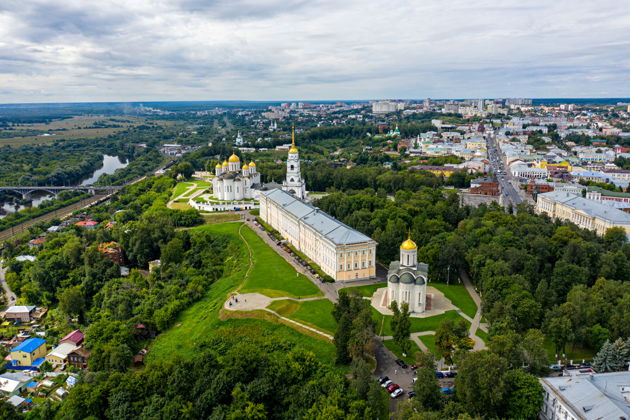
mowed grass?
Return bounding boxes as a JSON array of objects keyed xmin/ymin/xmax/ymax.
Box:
[
  {"xmin": 239, "ymin": 226, "xmax": 322, "ymax": 298},
  {"xmin": 429, "ymin": 283, "xmax": 478, "ymax": 319},
  {"xmin": 382, "ymin": 339, "xmax": 422, "ymax": 365},
  {"xmin": 170, "ymin": 180, "xmax": 211, "ymax": 200},
  {"xmin": 543, "ymin": 336, "xmax": 596, "ymax": 362},
  {"xmin": 372, "ymin": 308, "xmax": 469, "ymax": 337},
  {"xmin": 475, "ymin": 328, "xmax": 489, "ymax": 343},
  {"xmin": 341, "ymin": 283, "xmax": 386, "ymax": 297},
  {"xmin": 267, "ymin": 299, "xmax": 337, "ymax": 335},
  {"xmin": 147, "ymin": 222, "xmax": 336, "ymax": 363},
  {"xmin": 418, "ymin": 334, "xmax": 439, "ymax": 357},
  {"xmin": 202, "ymin": 213, "xmax": 240, "ymax": 225}
]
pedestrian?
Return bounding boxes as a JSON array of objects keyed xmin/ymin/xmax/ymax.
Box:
[{"xmin": 395, "ymin": 369, "xmax": 398, "ymax": 375}]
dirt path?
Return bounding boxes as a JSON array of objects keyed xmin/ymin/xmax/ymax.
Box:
[{"xmin": 0, "ymin": 260, "xmax": 16, "ymax": 309}]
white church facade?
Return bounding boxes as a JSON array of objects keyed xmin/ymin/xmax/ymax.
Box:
[
  {"xmin": 212, "ymin": 153, "xmax": 261, "ymax": 200},
  {"xmin": 282, "ymin": 125, "xmax": 307, "ymax": 199},
  {"xmin": 386, "ymin": 234, "xmax": 428, "ymax": 313}
]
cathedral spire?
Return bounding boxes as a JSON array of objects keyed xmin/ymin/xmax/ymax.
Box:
[{"xmin": 289, "ymin": 123, "xmax": 298, "ymax": 153}]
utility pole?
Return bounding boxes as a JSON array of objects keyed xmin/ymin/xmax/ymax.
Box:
[{"xmin": 446, "ymin": 265, "xmax": 451, "ymax": 285}]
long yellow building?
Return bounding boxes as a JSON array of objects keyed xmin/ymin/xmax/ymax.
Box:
[
  {"xmin": 259, "ymin": 189, "xmax": 377, "ymax": 281},
  {"xmin": 536, "ymin": 191, "xmax": 630, "ymax": 236}
]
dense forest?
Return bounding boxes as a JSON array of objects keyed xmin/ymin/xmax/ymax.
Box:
[{"xmin": 315, "ymin": 189, "xmax": 630, "ymax": 354}]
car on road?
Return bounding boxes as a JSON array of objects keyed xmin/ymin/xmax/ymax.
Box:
[
  {"xmin": 381, "ymin": 380, "xmax": 393, "ymax": 389},
  {"xmin": 387, "ymin": 384, "xmax": 400, "ymax": 393},
  {"xmin": 407, "ymin": 391, "xmax": 416, "ymax": 399},
  {"xmin": 378, "ymin": 376, "xmax": 389, "ymax": 384},
  {"xmin": 548, "ymin": 364, "xmax": 562, "ymax": 371},
  {"xmin": 395, "ymin": 359, "xmax": 408, "ymax": 369},
  {"xmin": 390, "ymin": 388, "xmax": 404, "ymax": 399}
]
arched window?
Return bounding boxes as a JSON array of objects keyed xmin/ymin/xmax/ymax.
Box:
[
  {"xmin": 290, "ymin": 165, "xmax": 294, "ymax": 171},
  {"xmin": 290, "ymin": 178, "xmax": 294, "ymax": 182},
  {"xmin": 406, "ymin": 255, "xmax": 409, "ymax": 265}
]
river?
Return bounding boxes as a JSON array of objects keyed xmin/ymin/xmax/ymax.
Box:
[{"xmin": 0, "ymin": 154, "xmax": 128, "ymax": 219}]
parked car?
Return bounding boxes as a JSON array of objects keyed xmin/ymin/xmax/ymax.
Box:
[
  {"xmin": 441, "ymin": 387, "xmax": 454, "ymax": 395},
  {"xmin": 435, "ymin": 371, "xmax": 445, "ymax": 378},
  {"xmin": 407, "ymin": 391, "xmax": 416, "ymax": 399},
  {"xmin": 445, "ymin": 371, "xmax": 457, "ymax": 378},
  {"xmin": 410, "ymin": 364, "xmax": 417, "ymax": 370},
  {"xmin": 378, "ymin": 376, "xmax": 389, "ymax": 384},
  {"xmin": 381, "ymin": 380, "xmax": 393, "ymax": 389},
  {"xmin": 548, "ymin": 364, "xmax": 562, "ymax": 371},
  {"xmin": 395, "ymin": 359, "xmax": 408, "ymax": 369},
  {"xmin": 387, "ymin": 384, "xmax": 400, "ymax": 393},
  {"xmin": 390, "ymin": 388, "xmax": 404, "ymax": 399}
]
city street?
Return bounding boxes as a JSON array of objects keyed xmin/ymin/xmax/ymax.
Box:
[{"xmin": 486, "ymin": 132, "xmax": 526, "ymax": 209}]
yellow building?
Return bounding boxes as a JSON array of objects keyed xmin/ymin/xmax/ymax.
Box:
[
  {"xmin": 539, "ymin": 161, "xmax": 572, "ymax": 171},
  {"xmin": 10, "ymin": 338, "xmax": 47, "ymax": 367},
  {"xmin": 536, "ymin": 191, "xmax": 630, "ymax": 236},
  {"xmin": 260, "ymin": 188, "xmax": 377, "ymax": 281},
  {"xmin": 413, "ymin": 165, "xmax": 457, "ymax": 177},
  {"xmin": 45, "ymin": 342, "xmax": 79, "ymax": 368}
]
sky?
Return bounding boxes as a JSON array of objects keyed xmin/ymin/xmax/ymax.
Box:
[{"xmin": 1, "ymin": 0, "xmax": 629, "ymax": 103}]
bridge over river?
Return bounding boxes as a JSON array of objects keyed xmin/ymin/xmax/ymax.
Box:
[{"xmin": 0, "ymin": 185, "xmax": 122, "ymax": 200}]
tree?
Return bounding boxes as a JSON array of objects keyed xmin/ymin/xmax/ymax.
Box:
[
  {"xmin": 455, "ymin": 352, "xmax": 508, "ymax": 417},
  {"xmin": 176, "ymin": 162, "xmax": 194, "ymax": 179},
  {"xmin": 412, "ymin": 351, "xmax": 442, "ymax": 411},
  {"xmin": 435, "ymin": 319, "xmax": 469, "ymax": 364},
  {"xmin": 333, "ymin": 314, "xmax": 352, "ymax": 365},
  {"xmin": 504, "ymin": 369, "xmax": 544, "ymax": 420},
  {"xmin": 58, "ymin": 285, "xmax": 85, "ymax": 319},
  {"xmin": 391, "ymin": 301, "xmax": 411, "ymax": 354},
  {"xmin": 593, "ymin": 339, "xmax": 626, "ymax": 372},
  {"xmin": 604, "ymin": 227, "xmax": 627, "ymax": 250}
]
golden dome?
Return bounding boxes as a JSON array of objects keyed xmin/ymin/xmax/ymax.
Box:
[
  {"xmin": 228, "ymin": 153, "xmax": 240, "ymax": 163},
  {"xmin": 289, "ymin": 123, "xmax": 298, "ymax": 153},
  {"xmin": 222, "ymin": 160, "xmax": 228, "ymax": 167},
  {"xmin": 400, "ymin": 232, "xmax": 417, "ymax": 250},
  {"xmin": 242, "ymin": 164, "xmax": 249, "ymax": 170},
  {"xmin": 215, "ymin": 163, "xmax": 222, "ymax": 169},
  {"xmin": 248, "ymin": 161, "xmax": 256, "ymax": 167}
]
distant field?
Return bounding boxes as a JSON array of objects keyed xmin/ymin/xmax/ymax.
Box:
[{"xmin": 0, "ymin": 116, "xmax": 155, "ymax": 146}]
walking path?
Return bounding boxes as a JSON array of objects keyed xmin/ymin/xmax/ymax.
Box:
[
  {"xmin": 223, "ymin": 292, "xmax": 332, "ymax": 340},
  {"xmin": 0, "ymin": 260, "xmax": 17, "ymax": 309},
  {"xmin": 166, "ymin": 182, "xmax": 207, "ymax": 210},
  {"xmin": 459, "ymin": 269, "xmax": 487, "ymax": 350}
]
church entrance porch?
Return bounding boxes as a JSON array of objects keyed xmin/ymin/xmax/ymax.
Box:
[{"xmin": 372, "ymin": 286, "xmax": 457, "ymax": 318}]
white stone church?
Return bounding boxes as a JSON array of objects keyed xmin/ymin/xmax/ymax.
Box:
[{"xmin": 386, "ymin": 233, "xmax": 429, "ymax": 313}]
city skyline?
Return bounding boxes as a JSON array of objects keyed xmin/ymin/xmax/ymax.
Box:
[{"xmin": 1, "ymin": 0, "xmax": 630, "ymax": 103}]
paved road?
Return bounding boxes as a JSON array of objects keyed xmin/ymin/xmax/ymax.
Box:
[
  {"xmin": 0, "ymin": 260, "xmax": 17, "ymax": 309},
  {"xmin": 486, "ymin": 132, "xmax": 525, "ymax": 211},
  {"xmin": 459, "ymin": 269, "xmax": 488, "ymax": 350}
]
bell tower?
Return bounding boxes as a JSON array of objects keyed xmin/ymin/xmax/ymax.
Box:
[{"xmin": 282, "ymin": 124, "xmax": 307, "ymax": 200}]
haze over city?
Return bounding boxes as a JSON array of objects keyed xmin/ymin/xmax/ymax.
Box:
[{"xmin": 1, "ymin": 0, "xmax": 630, "ymax": 102}]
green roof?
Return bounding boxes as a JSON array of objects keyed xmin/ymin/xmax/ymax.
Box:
[{"xmin": 587, "ymin": 186, "xmax": 630, "ymax": 198}]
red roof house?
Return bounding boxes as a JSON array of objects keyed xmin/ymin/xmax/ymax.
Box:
[{"xmin": 60, "ymin": 330, "xmax": 84, "ymax": 346}]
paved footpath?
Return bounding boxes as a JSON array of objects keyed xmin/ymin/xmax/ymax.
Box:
[{"xmin": 459, "ymin": 269, "xmax": 488, "ymax": 351}]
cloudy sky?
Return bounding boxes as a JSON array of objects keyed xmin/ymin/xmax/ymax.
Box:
[{"xmin": 1, "ymin": 0, "xmax": 629, "ymax": 103}]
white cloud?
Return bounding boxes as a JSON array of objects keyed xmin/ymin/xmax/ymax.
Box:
[{"xmin": 0, "ymin": 0, "xmax": 629, "ymax": 102}]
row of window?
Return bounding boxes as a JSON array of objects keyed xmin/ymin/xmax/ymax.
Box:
[{"xmin": 339, "ymin": 260, "xmax": 373, "ymax": 271}]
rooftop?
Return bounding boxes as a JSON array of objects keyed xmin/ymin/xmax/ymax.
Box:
[
  {"xmin": 262, "ymin": 189, "xmax": 375, "ymax": 246},
  {"xmin": 12, "ymin": 337, "xmax": 46, "ymax": 354},
  {"xmin": 539, "ymin": 191, "xmax": 630, "ymax": 224},
  {"xmin": 541, "ymin": 372, "xmax": 630, "ymax": 420}
]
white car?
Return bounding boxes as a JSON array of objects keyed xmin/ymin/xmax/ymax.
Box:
[
  {"xmin": 390, "ymin": 388, "xmax": 404, "ymax": 398},
  {"xmin": 381, "ymin": 380, "xmax": 393, "ymax": 389}
]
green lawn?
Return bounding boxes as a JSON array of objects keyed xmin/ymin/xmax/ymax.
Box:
[
  {"xmin": 341, "ymin": 283, "xmax": 386, "ymax": 297},
  {"xmin": 475, "ymin": 328, "xmax": 489, "ymax": 343},
  {"xmin": 372, "ymin": 308, "xmax": 469, "ymax": 337},
  {"xmin": 170, "ymin": 181, "xmax": 212, "ymax": 200},
  {"xmin": 239, "ymin": 226, "xmax": 322, "ymax": 298},
  {"xmin": 148, "ymin": 222, "xmax": 335, "ymax": 364},
  {"xmin": 382, "ymin": 339, "xmax": 422, "ymax": 365},
  {"xmin": 543, "ymin": 337, "xmax": 596, "ymax": 363},
  {"xmin": 418, "ymin": 334, "xmax": 439, "ymax": 357},
  {"xmin": 267, "ymin": 299, "xmax": 337, "ymax": 335},
  {"xmin": 429, "ymin": 283, "xmax": 478, "ymax": 319}
]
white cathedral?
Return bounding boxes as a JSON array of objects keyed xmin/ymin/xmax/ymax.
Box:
[
  {"xmin": 212, "ymin": 153, "xmax": 261, "ymax": 200},
  {"xmin": 387, "ymin": 233, "xmax": 429, "ymax": 313},
  {"xmin": 282, "ymin": 125, "xmax": 307, "ymax": 199}
]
